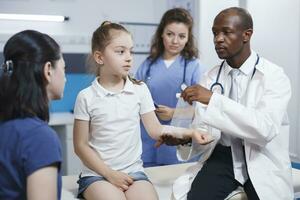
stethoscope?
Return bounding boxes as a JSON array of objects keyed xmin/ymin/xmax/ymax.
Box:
[
  {"xmin": 210, "ymin": 54, "xmax": 260, "ymax": 94},
  {"xmin": 145, "ymin": 58, "xmax": 188, "ymax": 91}
]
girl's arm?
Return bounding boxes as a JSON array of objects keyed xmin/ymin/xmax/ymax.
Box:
[
  {"xmin": 141, "ymin": 111, "xmax": 213, "ymax": 144},
  {"xmin": 73, "ymin": 119, "xmax": 133, "ymax": 191},
  {"xmin": 27, "ymin": 165, "xmax": 58, "ymax": 200}
]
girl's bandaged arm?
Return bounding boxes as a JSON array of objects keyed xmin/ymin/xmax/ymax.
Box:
[
  {"xmin": 157, "ymin": 125, "xmax": 214, "ymax": 147},
  {"xmin": 141, "ymin": 111, "xmax": 213, "ymax": 146}
]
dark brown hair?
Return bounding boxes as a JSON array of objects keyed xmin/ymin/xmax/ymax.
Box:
[
  {"xmin": 0, "ymin": 30, "xmax": 61, "ymax": 122},
  {"xmin": 149, "ymin": 8, "xmax": 198, "ymax": 63}
]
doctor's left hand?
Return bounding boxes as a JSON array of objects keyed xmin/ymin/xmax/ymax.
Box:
[{"xmin": 181, "ymin": 84, "xmax": 212, "ymax": 105}]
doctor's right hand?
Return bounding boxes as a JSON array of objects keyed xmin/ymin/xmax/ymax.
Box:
[
  {"xmin": 181, "ymin": 84, "xmax": 212, "ymax": 105},
  {"xmin": 105, "ymin": 169, "xmax": 134, "ymax": 191}
]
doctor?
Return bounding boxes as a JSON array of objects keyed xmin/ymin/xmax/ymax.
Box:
[{"xmin": 161, "ymin": 7, "xmax": 293, "ymax": 200}]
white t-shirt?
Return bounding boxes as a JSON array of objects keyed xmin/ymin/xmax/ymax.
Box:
[{"xmin": 74, "ymin": 77, "xmax": 155, "ymax": 177}]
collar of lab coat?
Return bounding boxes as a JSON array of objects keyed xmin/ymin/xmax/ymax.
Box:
[
  {"xmin": 223, "ymin": 50, "xmax": 260, "ymax": 77},
  {"xmin": 91, "ymin": 76, "xmax": 135, "ymax": 98}
]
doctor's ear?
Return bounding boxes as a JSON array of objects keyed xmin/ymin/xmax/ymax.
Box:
[
  {"xmin": 93, "ymin": 51, "xmax": 104, "ymax": 65},
  {"xmin": 44, "ymin": 62, "xmax": 53, "ymax": 83},
  {"xmin": 243, "ymin": 28, "xmax": 253, "ymax": 43}
]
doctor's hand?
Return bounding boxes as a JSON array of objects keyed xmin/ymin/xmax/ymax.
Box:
[
  {"xmin": 155, "ymin": 105, "xmax": 174, "ymax": 121},
  {"xmin": 181, "ymin": 84, "xmax": 213, "ymax": 105}
]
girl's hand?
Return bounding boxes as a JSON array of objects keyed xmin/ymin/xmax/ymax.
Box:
[
  {"xmin": 191, "ymin": 130, "xmax": 214, "ymax": 145},
  {"xmin": 155, "ymin": 105, "xmax": 174, "ymax": 121},
  {"xmin": 105, "ymin": 169, "xmax": 134, "ymax": 191}
]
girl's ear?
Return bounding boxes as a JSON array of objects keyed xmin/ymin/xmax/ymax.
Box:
[
  {"xmin": 44, "ymin": 62, "xmax": 52, "ymax": 83},
  {"xmin": 93, "ymin": 51, "xmax": 104, "ymax": 65}
]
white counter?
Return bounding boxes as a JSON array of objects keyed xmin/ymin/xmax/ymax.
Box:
[{"xmin": 49, "ymin": 112, "xmax": 82, "ymax": 175}]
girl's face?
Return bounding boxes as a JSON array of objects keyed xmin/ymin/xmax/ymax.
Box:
[
  {"xmin": 47, "ymin": 56, "xmax": 66, "ymax": 100},
  {"xmin": 100, "ymin": 31, "xmax": 133, "ymax": 78},
  {"xmin": 162, "ymin": 22, "xmax": 189, "ymax": 58}
]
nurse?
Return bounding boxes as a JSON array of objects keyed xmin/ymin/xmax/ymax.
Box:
[
  {"xmin": 135, "ymin": 7, "xmax": 205, "ymax": 166},
  {"xmin": 161, "ymin": 7, "xmax": 293, "ymax": 200}
]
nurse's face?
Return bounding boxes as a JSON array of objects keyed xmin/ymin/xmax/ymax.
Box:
[
  {"xmin": 212, "ymin": 13, "xmax": 246, "ymax": 60},
  {"xmin": 162, "ymin": 22, "xmax": 189, "ymax": 59}
]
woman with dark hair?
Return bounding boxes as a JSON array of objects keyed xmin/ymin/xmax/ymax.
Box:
[
  {"xmin": 0, "ymin": 30, "xmax": 66, "ymax": 200},
  {"xmin": 135, "ymin": 8, "xmax": 205, "ymax": 166}
]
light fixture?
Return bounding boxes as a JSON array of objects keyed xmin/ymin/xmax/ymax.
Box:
[{"xmin": 0, "ymin": 13, "xmax": 69, "ymax": 22}]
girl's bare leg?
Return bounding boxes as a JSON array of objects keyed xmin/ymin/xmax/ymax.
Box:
[
  {"xmin": 84, "ymin": 181, "xmax": 126, "ymax": 200},
  {"xmin": 125, "ymin": 180, "xmax": 158, "ymax": 200}
]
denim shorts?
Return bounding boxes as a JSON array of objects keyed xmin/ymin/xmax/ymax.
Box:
[{"xmin": 77, "ymin": 171, "xmax": 150, "ymax": 199}]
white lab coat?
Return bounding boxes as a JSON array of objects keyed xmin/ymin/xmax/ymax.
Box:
[{"xmin": 173, "ymin": 53, "xmax": 294, "ymax": 200}]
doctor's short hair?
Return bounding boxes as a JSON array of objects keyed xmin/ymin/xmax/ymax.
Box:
[
  {"xmin": 0, "ymin": 30, "xmax": 61, "ymax": 122},
  {"xmin": 217, "ymin": 7, "xmax": 253, "ymax": 30},
  {"xmin": 149, "ymin": 7, "xmax": 198, "ymax": 63}
]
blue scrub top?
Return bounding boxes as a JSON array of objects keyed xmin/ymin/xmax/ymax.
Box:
[{"xmin": 135, "ymin": 55, "xmax": 205, "ymax": 166}]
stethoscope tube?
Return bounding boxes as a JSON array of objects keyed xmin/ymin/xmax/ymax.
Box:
[{"xmin": 210, "ymin": 54, "xmax": 260, "ymax": 95}]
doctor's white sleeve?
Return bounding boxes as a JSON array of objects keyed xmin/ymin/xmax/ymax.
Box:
[{"xmin": 202, "ymin": 65, "xmax": 291, "ymax": 147}]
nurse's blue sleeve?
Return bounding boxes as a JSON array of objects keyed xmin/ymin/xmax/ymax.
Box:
[
  {"xmin": 191, "ymin": 59, "xmax": 206, "ymax": 85},
  {"xmin": 135, "ymin": 59, "xmax": 149, "ymax": 81}
]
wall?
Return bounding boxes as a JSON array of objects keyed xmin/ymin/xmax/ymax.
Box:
[
  {"xmin": 0, "ymin": 0, "xmax": 167, "ymax": 53},
  {"xmin": 247, "ymin": 0, "xmax": 300, "ymax": 162}
]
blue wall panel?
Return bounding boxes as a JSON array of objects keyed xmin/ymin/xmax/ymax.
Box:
[{"xmin": 50, "ymin": 73, "xmax": 94, "ymax": 112}]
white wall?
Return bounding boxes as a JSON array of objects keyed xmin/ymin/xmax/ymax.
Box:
[
  {"xmin": 0, "ymin": 0, "xmax": 168, "ymax": 73},
  {"xmin": 247, "ymin": 0, "xmax": 300, "ymax": 162},
  {"xmin": 0, "ymin": 0, "xmax": 167, "ymax": 51}
]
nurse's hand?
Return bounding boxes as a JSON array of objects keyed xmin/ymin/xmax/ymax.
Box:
[
  {"xmin": 106, "ymin": 170, "xmax": 134, "ymax": 191},
  {"xmin": 155, "ymin": 105, "xmax": 174, "ymax": 121},
  {"xmin": 181, "ymin": 84, "xmax": 212, "ymax": 105}
]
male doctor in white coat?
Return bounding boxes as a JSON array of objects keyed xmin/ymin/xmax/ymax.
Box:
[{"xmin": 159, "ymin": 7, "xmax": 294, "ymax": 200}]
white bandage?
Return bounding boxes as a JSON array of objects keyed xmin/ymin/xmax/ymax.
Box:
[{"xmin": 162, "ymin": 125, "xmax": 188, "ymax": 139}]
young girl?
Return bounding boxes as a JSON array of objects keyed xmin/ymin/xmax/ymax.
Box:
[
  {"xmin": 135, "ymin": 8, "xmax": 206, "ymax": 166},
  {"xmin": 0, "ymin": 30, "xmax": 66, "ymax": 200},
  {"xmin": 73, "ymin": 21, "xmax": 211, "ymax": 200}
]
